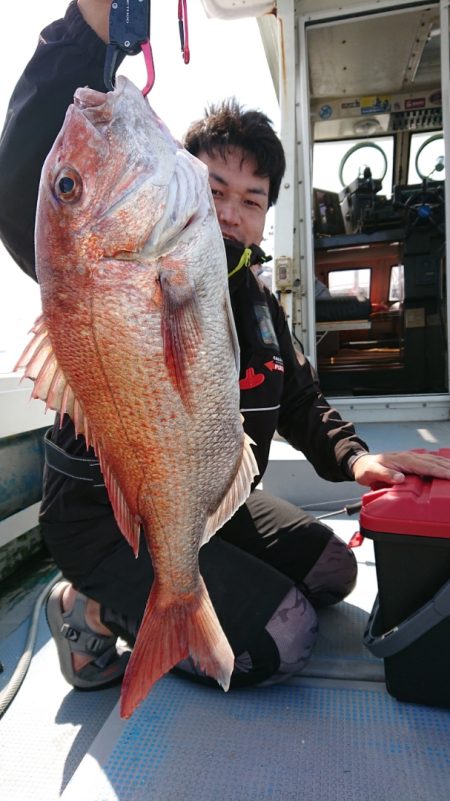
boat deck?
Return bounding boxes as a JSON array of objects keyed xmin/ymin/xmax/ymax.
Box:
[
  {"xmin": 1, "ymin": 517, "xmax": 449, "ymax": 801},
  {"xmin": 1, "ymin": 420, "xmax": 449, "ymax": 800}
]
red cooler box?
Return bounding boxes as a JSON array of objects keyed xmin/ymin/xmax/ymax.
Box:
[{"xmin": 360, "ymin": 452, "xmax": 450, "ymax": 709}]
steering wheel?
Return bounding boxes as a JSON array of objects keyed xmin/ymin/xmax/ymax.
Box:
[
  {"xmin": 415, "ymin": 134, "xmax": 445, "ymax": 181},
  {"xmin": 339, "ymin": 141, "xmax": 388, "ymax": 188}
]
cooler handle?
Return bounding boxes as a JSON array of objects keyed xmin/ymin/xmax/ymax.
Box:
[{"xmin": 364, "ymin": 579, "xmax": 450, "ymax": 658}]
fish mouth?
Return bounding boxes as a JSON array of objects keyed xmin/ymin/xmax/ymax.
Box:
[
  {"xmin": 74, "ymin": 86, "xmax": 109, "ymax": 110},
  {"xmin": 73, "ymin": 86, "xmax": 113, "ymax": 127},
  {"xmin": 72, "ymin": 76, "xmax": 212, "ymax": 262},
  {"xmin": 73, "ymin": 76, "xmax": 134, "ymax": 115},
  {"xmin": 74, "ymin": 77, "xmax": 177, "ymax": 149}
]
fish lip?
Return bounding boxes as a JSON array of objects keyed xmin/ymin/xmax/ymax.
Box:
[
  {"xmin": 73, "ymin": 75, "xmax": 127, "ymax": 110},
  {"xmin": 73, "ymin": 86, "xmax": 109, "ymax": 110}
]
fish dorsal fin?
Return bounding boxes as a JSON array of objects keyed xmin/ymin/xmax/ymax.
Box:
[
  {"xmin": 15, "ymin": 315, "xmax": 86, "ymax": 436},
  {"xmin": 15, "ymin": 316, "xmax": 141, "ymax": 555},
  {"xmin": 202, "ymin": 429, "xmax": 258, "ymax": 546}
]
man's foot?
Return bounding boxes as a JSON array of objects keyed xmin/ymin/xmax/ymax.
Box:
[{"xmin": 46, "ymin": 580, "xmax": 130, "ymax": 689}]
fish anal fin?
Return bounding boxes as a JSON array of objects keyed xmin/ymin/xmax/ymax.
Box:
[
  {"xmin": 95, "ymin": 447, "xmax": 141, "ymax": 556},
  {"xmin": 202, "ymin": 432, "xmax": 258, "ymax": 546},
  {"xmin": 120, "ymin": 577, "xmax": 234, "ymax": 718},
  {"xmin": 160, "ymin": 271, "xmax": 202, "ymax": 410}
]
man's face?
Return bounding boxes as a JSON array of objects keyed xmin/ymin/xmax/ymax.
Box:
[{"xmin": 197, "ymin": 147, "xmax": 269, "ymax": 248}]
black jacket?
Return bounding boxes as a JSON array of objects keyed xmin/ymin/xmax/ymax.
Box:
[{"xmin": 0, "ymin": 2, "xmax": 368, "ymax": 522}]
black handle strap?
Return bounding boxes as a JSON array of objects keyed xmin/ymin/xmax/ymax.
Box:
[{"xmin": 364, "ymin": 580, "xmax": 450, "ymax": 658}]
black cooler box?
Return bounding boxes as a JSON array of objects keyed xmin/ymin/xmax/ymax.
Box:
[{"xmin": 360, "ymin": 452, "xmax": 450, "ymax": 708}]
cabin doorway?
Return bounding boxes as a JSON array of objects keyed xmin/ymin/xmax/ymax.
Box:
[{"xmin": 306, "ymin": 4, "xmax": 448, "ymax": 397}]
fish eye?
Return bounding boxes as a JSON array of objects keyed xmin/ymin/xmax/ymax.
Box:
[{"xmin": 53, "ymin": 167, "xmax": 83, "ymax": 203}]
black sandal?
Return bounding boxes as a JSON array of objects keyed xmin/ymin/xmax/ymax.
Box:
[{"xmin": 46, "ymin": 580, "xmax": 130, "ymax": 689}]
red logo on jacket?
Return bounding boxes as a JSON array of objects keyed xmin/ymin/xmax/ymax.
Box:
[{"xmin": 239, "ymin": 367, "xmax": 265, "ymax": 390}]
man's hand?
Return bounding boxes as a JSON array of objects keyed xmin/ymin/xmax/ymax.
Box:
[
  {"xmin": 352, "ymin": 451, "xmax": 450, "ymax": 488},
  {"xmin": 77, "ymin": 0, "xmax": 111, "ymax": 43}
]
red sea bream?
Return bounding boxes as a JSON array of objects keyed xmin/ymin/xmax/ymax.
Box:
[{"xmin": 16, "ymin": 76, "xmax": 258, "ymax": 718}]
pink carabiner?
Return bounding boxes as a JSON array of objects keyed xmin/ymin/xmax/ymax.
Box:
[
  {"xmin": 178, "ymin": 0, "xmax": 190, "ymax": 64},
  {"xmin": 141, "ymin": 40, "xmax": 155, "ymax": 96}
]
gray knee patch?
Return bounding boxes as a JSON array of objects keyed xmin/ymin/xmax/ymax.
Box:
[
  {"xmin": 261, "ymin": 586, "xmax": 318, "ymax": 684},
  {"xmin": 303, "ymin": 536, "xmax": 357, "ymax": 607}
]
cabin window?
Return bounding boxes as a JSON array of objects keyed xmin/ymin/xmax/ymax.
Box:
[
  {"xmin": 313, "ymin": 136, "xmax": 394, "ymax": 197},
  {"xmin": 327, "ymin": 268, "xmax": 371, "ymax": 300},
  {"xmin": 388, "ymin": 264, "xmax": 405, "ymax": 303},
  {"xmin": 408, "ymin": 132, "xmax": 445, "ymax": 183}
]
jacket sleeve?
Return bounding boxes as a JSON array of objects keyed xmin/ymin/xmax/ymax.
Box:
[
  {"xmin": 270, "ymin": 292, "xmax": 369, "ymax": 482},
  {"xmin": 0, "ymin": 2, "xmax": 110, "ymax": 281}
]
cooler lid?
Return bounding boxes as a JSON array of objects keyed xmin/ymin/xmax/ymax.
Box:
[{"xmin": 360, "ymin": 449, "xmax": 450, "ymax": 539}]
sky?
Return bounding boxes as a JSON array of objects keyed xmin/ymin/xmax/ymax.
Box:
[{"xmin": 0, "ymin": 1, "xmax": 279, "ymax": 373}]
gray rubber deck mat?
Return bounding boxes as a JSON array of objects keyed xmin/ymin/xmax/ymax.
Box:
[
  {"xmin": 305, "ymin": 600, "xmax": 385, "ymax": 681},
  {"xmin": 60, "ymin": 673, "xmax": 450, "ymax": 801},
  {"xmin": 0, "ymin": 614, "xmax": 122, "ymax": 800}
]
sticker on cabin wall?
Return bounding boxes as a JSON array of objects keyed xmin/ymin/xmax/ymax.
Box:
[
  {"xmin": 404, "ymin": 308, "xmax": 425, "ymax": 329},
  {"xmin": 360, "ymin": 95, "xmax": 391, "ymax": 114},
  {"xmin": 429, "ymin": 90, "xmax": 441, "ymax": 105},
  {"xmin": 319, "ymin": 104, "xmax": 333, "ymax": 120},
  {"xmin": 405, "ymin": 98, "xmax": 426, "ymax": 110},
  {"xmin": 341, "ymin": 100, "xmax": 360, "ymax": 110}
]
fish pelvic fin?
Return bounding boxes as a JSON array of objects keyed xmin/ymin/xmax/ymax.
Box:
[
  {"xmin": 160, "ymin": 270, "xmax": 202, "ymax": 412},
  {"xmin": 202, "ymin": 430, "xmax": 258, "ymax": 546},
  {"xmin": 120, "ymin": 576, "xmax": 234, "ymax": 718}
]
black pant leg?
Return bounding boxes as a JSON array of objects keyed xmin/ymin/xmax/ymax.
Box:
[
  {"xmin": 219, "ymin": 488, "xmax": 338, "ymax": 583},
  {"xmin": 42, "ymin": 479, "xmax": 350, "ymax": 688},
  {"xmin": 44, "ymin": 506, "xmax": 293, "ymax": 659}
]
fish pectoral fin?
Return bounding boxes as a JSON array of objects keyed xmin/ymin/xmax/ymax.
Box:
[
  {"xmin": 120, "ymin": 577, "xmax": 234, "ymax": 718},
  {"xmin": 15, "ymin": 315, "xmax": 92, "ymax": 443},
  {"xmin": 160, "ymin": 271, "xmax": 202, "ymax": 408},
  {"xmin": 202, "ymin": 432, "xmax": 259, "ymax": 546}
]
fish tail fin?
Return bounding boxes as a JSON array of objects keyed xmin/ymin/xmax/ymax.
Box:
[{"xmin": 120, "ymin": 577, "xmax": 234, "ymax": 718}]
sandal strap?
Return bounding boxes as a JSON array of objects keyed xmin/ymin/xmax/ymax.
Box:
[{"xmin": 59, "ymin": 592, "xmax": 117, "ymax": 657}]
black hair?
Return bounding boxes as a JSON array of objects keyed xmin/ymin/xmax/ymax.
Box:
[{"xmin": 183, "ymin": 98, "xmax": 286, "ymax": 207}]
